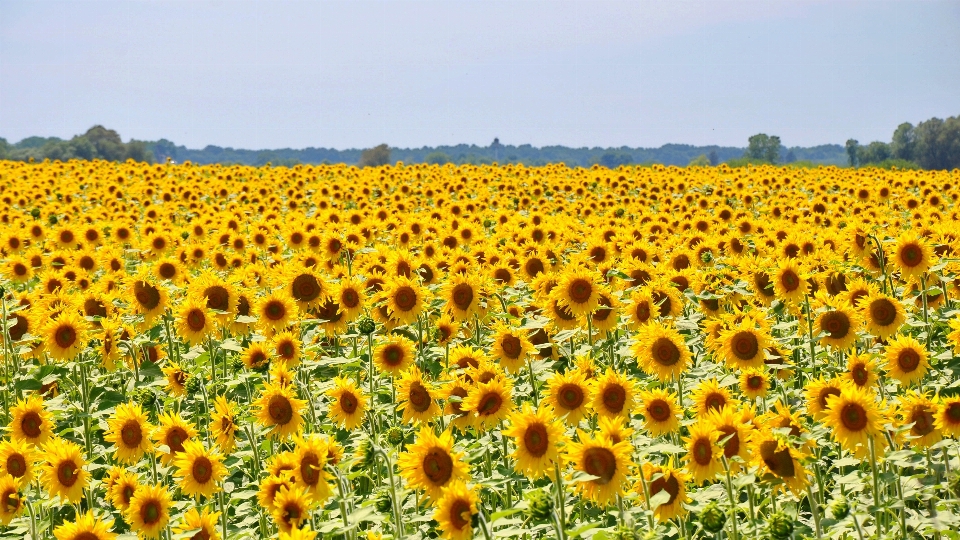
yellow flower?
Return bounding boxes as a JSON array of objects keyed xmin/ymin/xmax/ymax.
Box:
[
  {"xmin": 738, "ymin": 368, "xmax": 770, "ymax": 400},
  {"xmin": 152, "ymin": 412, "xmax": 197, "ymax": 465},
  {"xmin": 489, "ymin": 323, "xmax": 536, "ymax": 374},
  {"xmin": 633, "ymin": 322, "xmax": 691, "ymax": 381},
  {"xmin": 332, "ymin": 275, "xmax": 366, "ymax": 322},
  {"xmin": 543, "ymin": 369, "xmax": 594, "ymax": 426},
  {"xmin": 173, "ymin": 508, "xmax": 220, "ymax": 540},
  {"xmin": 860, "ymin": 291, "xmax": 906, "ymax": 340},
  {"xmin": 503, "ymin": 403, "xmax": 566, "ymax": 479},
  {"xmin": 892, "ymin": 231, "xmax": 933, "ymax": 280},
  {"xmin": 127, "ymin": 271, "xmax": 169, "ymax": 324},
  {"xmin": 398, "ymin": 427, "xmax": 470, "ymax": 500},
  {"xmin": 0, "ymin": 439, "xmax": 36, "ymax": 488},
  {"xmin": 292, "ymin": 435, "xmax": 332, "ymax": 503},
  {"xmin": 552, "ymin": 267, "xmax": 601, "ymax": 318},
  {"xmin": 690, "ymin": 378, "xmax": 731, "ymax": 418},
  {"xmin": 374, "ymin": 335, "xmax": 416, "ymax": 376},
  {"xmin": 433, "ymin": 481, "xmax": 479, "ymax": 540},
  {"xmin": 271, "ymin": 484, "xmax": 314, "ymax": 533},
  {"xmin": 326, "ymin": 376, "xmax": 367, "ymax": 430},
  {"xmin": 566, "ymin": 431, "xmax": 633, "ymax": 505},
  {"xmin": 823, "ymin": 385, "xmax": 886, "ymax": 458},
  {"xmin": 380, "ymin": 275, "xmax": 427, "ymax": 325},
  {"xmin": 749, "ymin": 428, "xmax": 809, "ymax": 495},
  {"xmin": 897, "ymin": 391, "xmax": 941, "ymax": 448},
  {"xmin": 0, "ymin": 474, "xmax": 23, "ymax": 525},
  {"xmin": 108, "ymin": 469, "xmax": 139, "ymax": 511},
  {"xmin": 683, "ymin": 421, "xmax": 722, "ymax": 484},
  {"xmin": 126, "ymin": 483, "xmax": 171, "ymax": 539},
  {"xmin": 42, "ymin": 311, "xmax": 87, "ymax": 361},
  {"xmin": 255, "ymin": 289, "xmax": 299, "ymax": 334},
  {"xmin": 53, "ymin": 510, "xmax": 117, "ymax": 540},
  {"xmin": 442, "ymin": 272, "xmax": 485, "ymax": 322},
  {"xmin": 210, "ymin": 396, "xmax": 239, "ymax": 453},
  {"xmin": 772, "ymin": 259, "xmax": 808, "ymax": 304},
  {"xmin": 843, "ymin": 353, "xmax": 878, "ymax": 389},
  {"xmin": 40, "ymin": 437, "xmax": 89, "ymax": 504},
  {"xmin": 640, "ymin": 461, "xmax": 691, "ymax": 522},
  {"xmin": 718, "ymin": 322, "xmax": 770, "ymax": 370},
  {"xmin": 173, "ymin": 440, "xmax": 226, "ymax": 499},
  {"xmin": 104, "ymin": 402, "xmax": 154, "ymax": 464},
  {"xmin": 254, "ymin": 383, "xmax": 306, "ymax": 439},
  {"xmin": 8, "ymin": 395, "xmax": 54, "ymax": 446},
  {"xmin": 803, "ymin": 377, "xmax": 846, "ymax": 420},
  {"xmin": 396, "ymin": 367, "xmax": 441, "ymax": 424},
  {"xmin": 638, "ymin": 388, "xmax": 681, "ymax": 436},
  {"xmin": 175, "ymin": 296, "xmax": 215, "ymax": 346},
  {"xmin": 161, "ymin": 362, "xmax": 189, "ymax": 397},
  {"xmin": 816, "ymin": 302, "xmax": 860, "ymax": 351},
  {"xmin": 461, "ymin": 376, "xmax": 514, "ymax": 431},
  {"xmin": 935, "ymin": 395, "xmax": 960, "ymax": 438},
  {"xmin": 883, "ymin": 334, "xmax": 928, "ymax": 386}
]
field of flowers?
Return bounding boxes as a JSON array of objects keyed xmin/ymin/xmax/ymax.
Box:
[{"xmin": 0, "ymin": 159, "xmax": 958, "ymax": 540}]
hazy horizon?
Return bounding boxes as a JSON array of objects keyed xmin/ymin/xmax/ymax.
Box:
[{"xmin": 2, "ymin": 0, "xmax": 958, "ymax": 151}]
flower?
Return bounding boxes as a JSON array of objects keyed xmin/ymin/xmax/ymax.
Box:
[
  {"xmin": 566, "ymin": 431, "xmax": 633, "ymax": 505},
  {"xmin": 398, "ymin": 427, "xmax": 470, "ymax": 500},
  {"xmin": 326, "ymin": 376, "xmax": 367, "ymax": 430},
  {"xmin": 41, "ymin": 438, "xmax": 89, "ymax": 503},
  {"xmin": 254, "ymin": 383, "xmax": 306, "ymax": 439},
  {"xmin": 104, "ymin": 402, "xmax": 154, "ymax": 464},
  {"xmin": 433, "ymin": 481, "xmax": 479, "ymax": 540},
  {"xmin": 503, "ymin": 403, "xmax": 566, "ymax": 479},
  {"xmin": 127, "ymin": 483, "xmax": 172, "ymax": 539},
  {"xmin": 172, "ymin": 440, "xmax": 226, "ymax": 498}
]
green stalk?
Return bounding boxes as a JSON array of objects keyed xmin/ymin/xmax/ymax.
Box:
[
  {"xmin": 868, "ymin": 435, "xmax": 882, "ymax": 536},
  {"xmin": 721, "ymin": 457, "xmax": 739, "ymax": 540},
  {"xmin": 553, "ymin": 464, "xmax": 568, "ymax": 538},
  {"xmin": 806, "ymin": 483, "xmax": 822, "ymax": 539}
]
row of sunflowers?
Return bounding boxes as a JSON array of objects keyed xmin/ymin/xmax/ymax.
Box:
[{"xmin": 0, "ymin": 159, "xmax": 958, "ymax": 540}]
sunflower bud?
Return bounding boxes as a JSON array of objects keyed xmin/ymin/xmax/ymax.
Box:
[
  {"xmin": 828, "ymin": 495, "xmax": 850, "ymax": 520},
  {"xmin": 231, "ymin": 356, "xmax": 245, "ymax": 372},
  {"xmin": 374, "ymin": 490, "xmax": 393, "ymax": 513},
  {"xmin": 181, "ymin": 231, "xmax": 190, "ymax": 240},
  {"xmin": 48, "ymin": 214, "xmax": 58, "ymax": 225},
  {"xmin": 134, "ymin": 388, "xmax": 157, "ymax": 409},
  {"xmin": 613, "ymin": 524, "xmax": 640, "ymax": 540},
  {"xmin": 30, "ymin": 208, "xmax": 40, "ymax": 219},
  {"xmin": 357, "ymin": 317, "xmax": 376, "ymax": 336},
  {"xmin": 184, "ymin": 372, "xmax": 202, "ymax": 394},
  {"xmin": 766, "ymin": 511, "xmax": 794, "ymax": 540},
  {"xmin": 385, "ymin": 426, "xmax": 405, "ymax": 446},
  {"xmin": 699, "ymin": 501, "xmax": 726, "ymax": 534},
  {"xmin": 524, "ymin": 489, "xmax": 554, "ymax": 522}
]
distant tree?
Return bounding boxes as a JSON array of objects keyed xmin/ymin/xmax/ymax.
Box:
[
  {"xmin": 490, "ymin": 137, "xmax": 503, "ymax": 162},
  {"xmin": 914, "ymin": 116, "xmax": 960, "ymax": 170},
  {"xmin": 845, "ymin": 139, "xmax": 859, "ymax": 167},
  {"xmin": 745, "ymin": 134, "xmax": 781, "ymax": 163},
  {"xmin": 688, "ymin": 154, "xmax": 711, "ymax": 167},
  {"xmin": 857, "ymin": 141, "xmax": 891, "ymax": 165},
  {"xmin": 359, "ymin": 144, "xmax": 391, "ymax": 167},
  {"xmin": 890, "ymin": 122, "xmax": 916, "ymax": 162},
  {"xmin": 598, "ymin": 152, "xmax": 633, "ymax": 169},
  {"xmin": 784, "ymin": 149, "xmax": 796, "ymax": 163},
  {"xmin": 708, "ymin": 150, "xmax": 718, "ymax": 166},
  {"xmin": 424, "ymin": 151, "xmax": 451, "ymax": 165},
  {"xmin": 0, "ymin": 138, "xmax": 8, "ymax": 160}
]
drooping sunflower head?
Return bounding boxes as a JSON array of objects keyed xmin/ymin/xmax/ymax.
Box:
[{"xmin": 0, "ymin": 474, "xmax": 23, "ymax": 525}]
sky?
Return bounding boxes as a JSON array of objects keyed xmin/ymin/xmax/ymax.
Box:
[{"xmin": 1, "ymin": 0, "xmax": 958, "ymax": 150}]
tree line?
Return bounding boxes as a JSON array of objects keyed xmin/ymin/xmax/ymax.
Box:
[
  {"xmin": 0, "ymin": 126, "xmax": 151, "ymax": 163},
  {"xmin": 846, "ymin": 116, "xmax": 960, "ymax": 170}
]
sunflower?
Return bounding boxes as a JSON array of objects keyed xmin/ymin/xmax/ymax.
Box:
[
  {"xmin": 843, "ymin": 353, "xmax": 879, "ymax": 389},
  {"xmin": 396, "ymin": 367, "xmax": 441, "ymax": 424},
  {"xmin": 42, "ymin": 311, "xmax": 87, "ymax": 361},
  {"xmin": 434, "ymin": 481, "xmax": 479, "ymax": 540},
  {"xmin": 625, "ymin": 289, "xmax": 655, "ymax": 329},
  {"xmin": 175, "ymin": 297, "xmax": 215, "ymax": 347},
  {"xmin": 738, "ymin": 368, "xmax": 769, "ymax": 400},
  {"xmin": 153, "ymin": 412, "xmax": 198, "ymax": 465},
  {"xmin": 750, "ymin": 428, "xmax": 809, "ymax": 495},
  {"xmin": 883, "ymin": 334, "xmax": 928, "ymax": 386},
  {"xmin": 108, "ymin": 469, "xmax": 139, "ymax": 511},
  {"xmin": 272, "ymin": 331, "xmax": 302, "ymax": 367},
  {"xmin": 374, "ymin": 335, "xmax": 416, "ymax": 376},
  {"xmin": 0, "ymin": 439, "xmax": 36, "ymax": 488},
  {"xmin": 503, "ymin": 403, "xmax": 566, "ymax": 479},
  {"xmin": 640, "ymin": 461, "xmax": 691, "ymax": 522},
  {"xmin": 173, "ymin": 508, "xmax": 220, "ymax": 540},
  {"xmin": 333, "ymin": 276, "xmax": 366, "ymax": 322},
  {"xmin": 897, "ymin": 391, "xmax": 941, "ymax": 448},
  {"xmin": 489, "ymin": 323, "xmax": 536, "ymax": 374},
  {"xmin": 543, "ymin": 369, "xmax": 594, "ymax": 425},
  {"xmin": 704, "ymin": 406, "xmax": 752, "ymax": 468},
  {"xmin": 772, "ymin": 259, "xmax": 808, "ymax": 304},
  {"xmin": 691, "ymin": 378, "xmax": 732, "ymax": 418},
  {"xmin": 590, "ymin": 369, "xmax": 636, "ymax": 419},
  {"xmin": 258, "ymin": 471, "xmax": 295, "ymax": 510},
  {"xmin": 632, "ymin": 322, "xmax": 691, "ymax": 381},
  {"xmin": 191, "ymin": 271, "xmax": 238, "ymax": 322},
  {"xmin": 41, "ymin": 437, "xmax": 89, "ymax": 503},
  {"xmin": 397, "ymin": 427, "xmax": 470, "ymax": 500},
  {"xmin": 52, "ymin": 510, "xmax": 117, "ymax": 540},
  {"xmin": 823, "ymin": 385, "xmax": 885, "ymax": 458},
  {"xmin": 638, "ymin": 388, "xmax": 681, "ymax": 436},
  {"xmin": 803, "ymin": 377, "xmax": 846, "ymax": 420},
  {"xmin": 280, "ymin": 527, "xmax": 318, "ymax": 540},
  {"xmin": 173, "ymin": 440, "xmax": 226, "ymax": 498},
  {"xmin": 4, "ymin": 256, "xmax": 33, "ymax": 283},
  {"xmin": 161, "ymin": 363, "xmax": 189, "ymax": 397},
  {"xmin": 461, "ymin": 376, "xmax": 514, "ymax": 430},
  {"xmin": 860, "ymin": 291, "xmax": 906, "ymax": 340},
  {"xmin": 434, "ymin": 314, "xmax": 460, "ymax": 347},
  {"xmin": 566, "ymin": 431, "xmax": 633, "ymax": 505},
  {"xmin": 254, "ymin": 382, "xmax": 306, "ymax": 439},
  {"xmin": 380, "ymin": 275, "xmax": 427, "ymax": 326},
  {"xmin": 442, "ymin": 272, "xmax": 485, "ymax": 322},
  {"xmin": 0, "ymin": 474, "xmax": 23, "ymax": 525},
  {"xmin": 241, "ymin": 342, "xmax": 271, "ymax": 371},
  {"xmin": 442, "ymin": 377, "xmax": 474, "ymax": 431},
  {"xmin": 210, "ymin": 395, "xmax": 238, "ymax": 453},
  {"xmin": 816, "ymin": 303, "xmax": 860, "ymax": 351},
  {"xmin": 718, "ymin": 323, "xmax": 770, "ymax": 370},
  {"xmin": 326, "ymin": 376, "xmax": 367, "ymax": 430},
  {"xmin": 935, "ymin": 396, "xmax": 960, "ymax": 438},
  {"xmin": 256, "ymin": 290, "xmax": 299, "ymax": 334},
  {"xmin": 552, "ymin": 267, "xmax": 601, "ymax": 318},
  {"xmin": 127, "ymin": 271, "xmax": 169, "ymax": 323},
  {"xmin": 9, "ymin": 395, "xmax": 54, "ymax": 446},
  {"xmin": 104, "ymin": 402, "xmax": 154, "ymax": 464},
  {"xmin": 127, "ymin": 483, "xmax": 171, "ymax": 539},
  {"xmin": 892, "ymin": 232, "xmax": 933, "ymax": 280},
  {"xmin": 683, "ymin": 421, "xmax": 722, "ymax": 484},
  {"xmin": 292, "ymin": 435, "xmax": 332, "ymax": 501}
]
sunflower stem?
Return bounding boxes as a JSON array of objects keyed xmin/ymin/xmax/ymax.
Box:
[
  {"xmin": 721, "ymin": 457, "xmax": 739, "ymax": 540},
  {"xmin": 334, "ymin": 469, "xmax": 352, "ymax": 537},
  {"xmin": 527, "ymin": 358, "xmax": 539, "ymax": 407},
  {"xmin": 804, "ymin": 294, "xmax": 816, "ymax": 387},
  {"xmin": 867, "ymin": 435, "xmax": 882, "ymax": 536},
  {"xmin": 806, "ymin": 483, "xmax": 823, "ymax": 539},
  {"xmin": 25, "ymin": 499, "xmax": 37, "ymax": 540},
  {"xmin": 218, "ymin": 488, "xmax": 228, "ymax": 540},
  {"xmin": 921, "ymin": 274, "xmax": 931, "ymax": 352},
  {"xmin": 553, "ymin": 463, "xmax": 568, "ymax": 539},
  {"xmin": 374, "ymin": 448, "xmax": 404, "ymax": 540},
  {"xmin": 636, "ymin": 465, "xmax": 655, "ymax": 531}
]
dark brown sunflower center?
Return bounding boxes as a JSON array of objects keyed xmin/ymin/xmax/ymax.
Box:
[
  {"xmin": 647, "ymin": 399, "xmax": 671, "ymax": 422},
  {"xmin": 12, "ymin": 263, "xmax": 27, "ymax": 276},
  {"xmin": 407, "ymin": 382, "xmax": 431, "ymax": 412},
  {"xmin": 264, "ymin": 300, "xmax": 286, "ymax": 321},
  {"xmin": 494, "ymin": 268, "xmax": 512, "ymax": 283},
  {"xmin": 558, "ymin": 383, "xmax": 584, "ymax": 410},
  {"xmin": 869, "ymin": 298, "xmax": 896, "ymax": 326},
  {"xmin": 634, "ymin": 301, "xmax": 651, "ymax": 323},
  {"xmin": 449, "ymin": 498, "xmax": 472, "ymax": 529},
  {"xmin": 568, "ymin": 278, "xmax": 593, "ymax": 304},
  {"xmin": 477, "ymin": 392, "xmax": 503, "ymax": 416},
  {"xmin": 760, "ymin": 440, "xmax": 796, "ymax": 479},
  {"xmin": 383, "ymin": 345, "xmax": 404, "ymax": 366},
  {"xmin": 552, "ymin": 301, "xmax": 576, "ymax": 321},
  {"xmin": 394, "ymin": 286, "xmax": 417, "ymax": 311},
  {"xmin": 54, "ymin": 325, "xmax": 77, "ymax": 349},
  {"xmin": 651, "ymin": 291, "xmax": 672, "ymax": 317},
  {"xmin": 582, "ymin": 447, "xmax": 616, "ymax": 485},
  {"xmin": 692, "ymin": 438, "xmax": 713, "ymax": 465},
  {"xmin": 731, "ymin": 331, "xmax": 759, "ymax": 360},
  {"xmin": 186, "ymin": 310, "xmax": 206, "ymax": 331},
  {"xmin": 341, "ymin": 289, "xmax": 359, "ymax": 308},
  {"xmin": 747, "ymin": 375, "xmax": 765, "ymax": 390},
  {"xmin": 821, "ymin": 311, "xmax": 851, "ymax": 338},
  {"xmin": 718, "ymin": 426, "xmax": 740, "ymax": 458},
  {"xmin": 851, "ymin": 364, "xmax": 868, "ymax": 386},
  {"xmin": 57, "ymin": 460, "xmax": 78, "ymax": 487},
  {"xmin": 134, "ymin": 281, "xmax": 162, "ymax": 310},
  {"xmin": 166, "ymin": 427, "xmax": 188, "ymax": 454},
  {"xmin": 339, "ymin": 392, "xmax": 358, "ymax": 414},
  {"xmin": 268, "ymin": 395, "xmax": 294, "ymax": 425},
  {"xmin": 423, "ymin": 449, "xmax": 453, "ymax": 485},
  {"xmin": 121, "ymin": 420, "xmax": 143, "ymax": 448},
  {"xmin": 292, "ymin": 274, "xmax": 321, "ymax": 303},
  {"xmin": 602, "ymin": 385, "xmax": 626, "ymax": 413},
  {"xmin": 898, "ymin": 349, "xmax": 921, "ymax": 372},
  {"xmin": 649, "ymin": 473, "xmax": 680, "ymax": 505},
  {"xmin": 818, "ymin": 387, "xmax": 842, "ymax": 410},
  {"xmin": 500, "ymin": 335, "xmax": 522, "ymax": 359},
  {"xmin": 2, "ymin": 489, "xmax": 20, "ymax": 513},
  {"xmin": 21, "ymin": 411, "xmax": 42, "ymax": 438},
  {"xmin": 525, "ymin": 258, "xmax": 545, "ymax": 277},
  {"xmin": 158, "ymin": 262, "xmax": 176, "ymax": 279},
  {"xmin": 204, "ymin": 286, "xmax": 230, "ymax": 312},
  {"xmin": 300, "ymin": 453, "xmax": 321, "ymax": 485},
  {"xmin": 449, "ymin": 387, "xmax": 468, "ymax": 415},
  {"xmin": 192, "ymin": 456, "xmax": 213, "ymax": 483},
  {"xmin": 141, "ymin": 500, "xmax": 161, "ymax": 525},
  {"xmin": 6, "ymin": 454, "xmax": 26, "ymax": 477},
  {"xmin": 754, "ymin": 273, "xmax": 775, "ymax": 297},
  {"xmin": 900, "ymin": 244, "xmax": 923, "ymax": 267},
  {"xmin": 523, "ymin": 423, "xmax": 549, "ymax": 457},
  {"xmin": 947, "ymin": 402, "xmax": 960, "ymax": 423},
  {"xmin": 277, "ymin": 340, "xmax": 295, "ymax": 360},
  {"xmin": 651, "ymin": 337, "xmax": 680, "ymax": 366},
  {"xmin": 704, "ymin": 392, "xmax": 727, "ymax": 412},
  {"xmin": 911, "ymin": 407, "xmax": 935, "ymax": 436},
  {"xmin": 780, "ymin": 270, "xmax": 800, "ymax": 292},
  {"xmin": 840, "ymin": 403, "xmax": 868, "ymax": 431}
]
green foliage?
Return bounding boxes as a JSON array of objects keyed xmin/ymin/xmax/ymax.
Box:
[
  {"xmin": 723, "ymin": 156, "xmax": 770, "ymax": 168},
  {"xmin": 596, "ymin": 151, "xmax": 633, "ymax": 168},
  {"xmin": 861, "ymin": 158, "xmax": 921, "ymax": 170},
  {"xmin": 745, "ymin": 133, "xmax": 782, "ymax": 163},
  {"xmin": 358, "ymin": 144, "xmax": 391, "ymax": 167},
  {"xmin": 2, "ymin": 126, "xmax": 153, "ymax": 163},
  {"xmin": 424, "ymin": 151, "xmax": 451, "ymax": 165},
  {"xmin": 687, "ymin": 154, "xmax": 711, "ymax": 167}
]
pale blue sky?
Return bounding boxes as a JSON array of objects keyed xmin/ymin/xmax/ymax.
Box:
[{"xmin": 1, "ymin": 0, "xmax": 958, "ymax": 150}]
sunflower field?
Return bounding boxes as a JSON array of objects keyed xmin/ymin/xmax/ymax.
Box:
[{"xmin": 0, "ymin": 159, "xmax": 959, "ymax": 540}]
